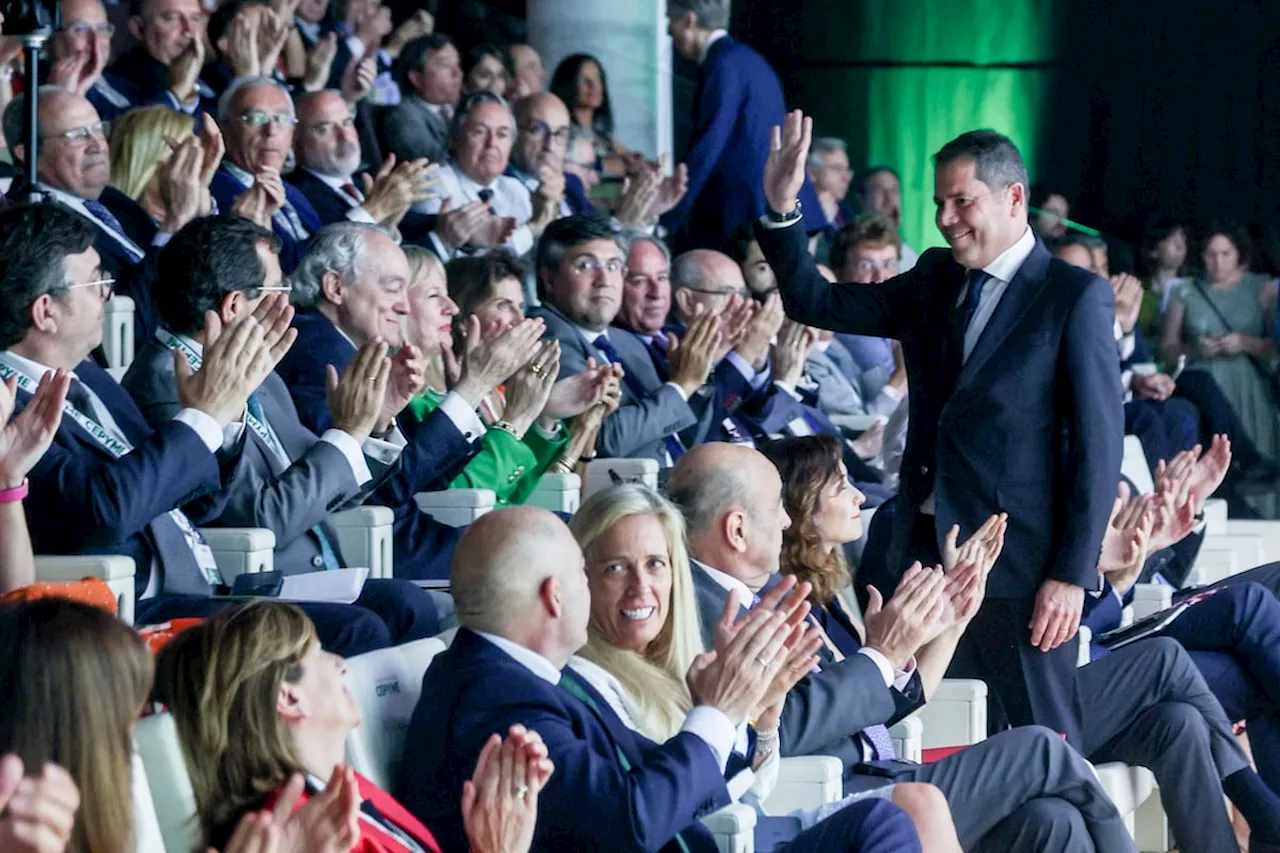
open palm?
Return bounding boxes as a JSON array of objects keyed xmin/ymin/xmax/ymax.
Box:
[{"xmin": 0, "ymin": 371, "xmax": 69, "ymax": 487}]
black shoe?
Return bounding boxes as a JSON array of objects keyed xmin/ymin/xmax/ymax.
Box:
[{"xmin": 1233, "ymin": 458, "xmax": 1280, "ymax": 496}]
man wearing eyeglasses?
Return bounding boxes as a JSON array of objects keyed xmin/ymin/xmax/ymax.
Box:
[
  {"xmin": 289, "ymin": 89, "xmax": 438, "ymax": 247},
  {"xmin": 211, "ymin": 77, "xmax": 322, "ymax": 272},
  {"xmin": 508, "ymin": 92, "xmax": 593, "ymax": 218},
  {"xmin": 47, "ymin": 0, "xmax": 137, "ymax": 121},
  {"xmin": 108, "ymin": 0, "xmax": 215, "ymax": 115}
]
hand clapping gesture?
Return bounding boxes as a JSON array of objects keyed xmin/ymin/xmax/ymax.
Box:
[
  {"xmin": 463, "ymin": 725, "xmax": 554, "ymax": 853},
  {"xmin": 0, "ymin": 755, "xmax": 80, "ymax": 853},
  {"xmin": 0, "ymin": 369, "xmax": 70, "ymax": 489}
]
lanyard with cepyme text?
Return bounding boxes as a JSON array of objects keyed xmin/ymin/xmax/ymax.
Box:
[
  {"xmin": 155, "ymin": 329, "xmax": 285, "ymax": 459},
  {"xmin": 0, "ymin": 354, "xmax": 132, "ymax": 458}
]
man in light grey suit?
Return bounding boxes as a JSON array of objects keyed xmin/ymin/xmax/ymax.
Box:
[
  {"xmin": 384, "ymin": 34, "xmax": 461, "ymax": 167},
  {"xmin": 668, "ymin": 441, "xmax": 1280, "ymax": 852},
  {"xmin": 529, "ymin": 215, "xmax": 721, "ymax": 466},
  {"xmin": 122, "ymin": 216, "xmax": 455, "ymax": 637}
]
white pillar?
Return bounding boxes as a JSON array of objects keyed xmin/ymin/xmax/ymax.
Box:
[{"xmin": 527, "ymin": 0, "xmax": 673, "ymax": 163}]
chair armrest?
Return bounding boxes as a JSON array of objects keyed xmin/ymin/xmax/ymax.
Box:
[
  {"xmin": 1187, "ymin": 542, "xmax": 1240, "ymax": 587},
  {"xmin": 1077, "ymin": 625, "xmax": 1092, "ymax": 668},
  {"xmin": 700, "ymin": 802, "xmax": 756, "ymax": 853},
  {"xmin": 414, "ymin": 489, "xmax": 496, "ymax": 528},
  {"xmin": 889, "ymin": 714, "xmax": 922, "ymax": 763},
  {"xmin": 102, "ymin": 295, "xmax": 135, "ymax": 370},
  {"xmin": 526, "ymin": 473, "xmax": 582, "ymax": 515},
  {"xmin": 199, "ymin": 527, "xmax": 275, "ymax": 584},
  {"xmin": 1131, "ymin": 583, "xmax": 1174, "ymax": 621},
  {"xmin": 1203, "ymin": 498, "xmax": 1228, "ymax": 535},
  {"xmin": 34, "ymin": 555, "xmax": 136, "ymax": 625},
  {"xmin": 919, "ymin": 678, "xmax": 988, "ymax": 748},
  {"xmin": 331, "ymin": 506, "xmax": 395, "ymax": 580},
  {"xmin": 761, "ymin": 755, "xmax": 843, "ymax": 816}
]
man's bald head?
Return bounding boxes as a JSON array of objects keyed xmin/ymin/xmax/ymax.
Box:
[
  {"xmin": 668, "ymin": 443, "xmax": 790, "ymax": 587},
  {"xmin": 451, "ymin": 506, "xmax": 591, "ymax": 658},
  {"xmin": 669, "ymin": 249, "xmax": 749, "ymax": 324},
  {"xmin": 512, "ymin": 91, "xmax": 571, "ymax": 174}
]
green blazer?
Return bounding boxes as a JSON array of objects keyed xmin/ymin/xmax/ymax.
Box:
[{"xmin": 404, "ymin": 389, "xmax": 569, "ymax": 506}]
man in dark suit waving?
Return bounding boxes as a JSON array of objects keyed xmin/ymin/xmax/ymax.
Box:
[{"xmin": 755, "ymin": 111, "xmax": 1124, "ymax": 748}]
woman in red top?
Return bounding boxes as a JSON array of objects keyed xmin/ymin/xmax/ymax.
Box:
[{"xmin": 155, "ymin": 601, "xmax": 553, "ymax": 853}]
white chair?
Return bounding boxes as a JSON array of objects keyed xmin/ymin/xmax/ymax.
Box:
[
  {"xmin": 34, "ymin": 554, "xmax": 136, "ymax": 625},
  {"xmin": 331, "ymin": 506, "xmax": 395, "ymax": 580},
  {"xmin": 344, "ymin": 637, "xmax": 449, "ymax": 790},
  {"xmin": 702, "ymin": 803, "xmax": 757, "ymax": 853},
  {"xmin": 1130, "ymin": 583, "xmax": 1175, "ymax": 621},
  {"xmin": 102, "ymin": 295, "xmax": 136, "ymax": 370},
  {"xmin": 526, "ymin": 472, "xmax": 582, "ymax": 515},
  {"xmin": 1223, "ymin": 518, "xmax": 1280, "ymax": 564},
  {"xmin": 135, "ymin": 713, "xmax": 201, "ymax": 853},
  {"xmin": 918, "ymin": 679, "xmax": 987, "ymax": 749},
  {"xmin": 414, "ymin": 488, "xmax": 495, "ymax": 528},
  {"xmin": 132, "ymin": 751, "xmax": 166, "ymax": 853},
  {"xmin": 760, "ymin": 755, "xmax": 844, "ymax": 817},
  {"xmin": 584, "ymin": 458, "xmax": 659, "ymax": 498},
  {"xmin": 1121, "ymin": 435, "xmax": 1156, "ymax": 495},
  {"xmin": 198, "ymin": 527, "xmax": 275, "ymax": 584},
  {"xmin": 889, "ymin": 714, "xmax": 922, "ymax": 763}
]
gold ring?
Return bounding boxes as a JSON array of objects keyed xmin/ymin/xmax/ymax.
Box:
[{"xmin": 530, "ymin": 363, "xmax": 545, "ymax": 376}]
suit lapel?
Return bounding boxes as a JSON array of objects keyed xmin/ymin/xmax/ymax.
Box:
[{"xmin": 955, "ymin": 241, "xmax": 1053, "ymax": 390}]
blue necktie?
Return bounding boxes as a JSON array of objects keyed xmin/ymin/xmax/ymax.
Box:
[
  {"xmin": 82, "ymin": 199, "xmax": 144, "ymax": 262},
  {"xmin": 961, "ymin": 269, "xmax": 992, "ymax": 332},
  {"xmin": 593, "ymin": 334, "xmax": 684, "ymax": 462}
]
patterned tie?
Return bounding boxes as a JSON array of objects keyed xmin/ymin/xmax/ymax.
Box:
[
  {"xmin": 593, "ymin": 334, "xmax": 684, "ymax": 463},
  {"xmin": 246, "ymin": 392, "xmax": 342, "ymax": 572},
  {"xmin": 82, "ymin": 199, "xmax": 144, "ymax": 262},
  {"xmin": 559, "ymin": 668, "xmax": 691, "ymax": 853}
]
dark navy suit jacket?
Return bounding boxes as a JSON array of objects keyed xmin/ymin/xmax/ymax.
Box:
[
  {"xmin": 13, "ymin": 358, "xmax": 232, "ymax": 596},
  {"xmin": 660, "ymin": 36, "xmax": 825, "ymax": 252},
  {"xmin": 394, "ymin": 628, "xmax": 731, "ymax": 853},
  {"xmin": 273, "ymin": 308, "xmax": 478, "ymax": 579},
  {"xmin": 758, "ymin": 219, "xmax": 1124, "ymax": 600},
  {"xmin": 287, "ymin": 169, "xmax": 438, "ymax": 249},
  {"xmin": 106, "ymin": 46, "xmax": 219, "ymax": 116},
  {"xmin": 210, "ymin": 166, "xmax": 322, "ymax": 272}
]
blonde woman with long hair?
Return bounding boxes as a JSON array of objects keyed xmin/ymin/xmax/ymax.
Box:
[{"xmin": 108, "ymin": 106, "xmax": 221, "ymax": 227}]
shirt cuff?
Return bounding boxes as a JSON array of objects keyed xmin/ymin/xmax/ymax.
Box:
[
  {"xmin": 320, "ymin": 429, "xmax": 374, "ymax": 486},
  {"xmin": 152, "ymin": 231, "xmax": 173, "ymax": 248},
  {"xmin": 774, "ymin": 380, "xmax": 803, "ymax": 401},
  {"xmin": 856, "ymin": 646, "xmax": 897, "ymax": 689},
  {"xmin": 174, "ymin": 408, "xmax": 225, "ymax": 452},
  {"xmin": 534, "ymin": 420, "xmax": 563, "ymax": 440},
  {"xmin": 725, "ymin": 351, "xmax": 769, "ymax": 389},
  {"xmin": 510, "ymin": 224, "xmax": 535, "ymax": 256},
  {"xmin": 682, "ymin": 706, "xmax": 738, "ymax": 774},
  {"xmin": 758, "ymin": 214, "xmax": 801, "ymax": 231},
  {"xmin": 346, "ymin": 206, "xmax": 377, "ymax": 225},
  {"xmin": 221, "ymin": 420, "xmax": 246, "ymax": 453},
  {"xmin": 879, "ymin": 382, "xmax": 906, "ymax": 404},
  {"xmin": 663, "ymin": 381, "xmax": 689, "ymax": 402},
  {"xmin": 428, "ymin": 231, "xmax": 454, "ymax": 262},
  {"xmin": 346, "ymin": 35, "xmax": 366, "ymax": 60},
  {"xmin": 893, "ymin": 656, "xmax": 917, "ymax": 692},
  {"xmin": 438, "ymin": 390, "xmax": 486, "ymax": 442}
]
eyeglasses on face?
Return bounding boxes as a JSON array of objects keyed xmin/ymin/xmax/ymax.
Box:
[
  {"xmin": 855, "ymin": 259, "xmax": 900, "ymax": 275},
  {"xmin": 522, "ymin": 121, "xmax": 570, "ymax": 145},
  {"xmin": 305, "ymin": 116, "xmax": 357, "ymax": 136},
  {"xmin": 570, "ymin": 256, "xmax": 624, "ymax": 276},
  {"xmin": 44, "ymin": 122, "xmax": 107, "ymax": 143},
  {"xmin": 239, "ymin": 111, "xmax": 297, "ymax": 129},
  {"xmin": 64, "ymin": 276, "xmax": 117, "ymax": 300},
  {"xmin": 682, "ymin": 285, "xmax": 749, "ymax": 299},
  {"xmin": 64, "ymin": 22, "xmax": 115, "ymax": 36}
]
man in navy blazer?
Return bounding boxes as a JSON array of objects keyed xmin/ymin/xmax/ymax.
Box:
[
  {"xmin": 395, "ymin": 506, "xmax": 923, "ymax": 853},
  {"xmin": 211, "ymin": 78, "xmax": 323, "ymax": 273},
  {"xmin": 108, "ymin": 0, "xmax": 219, "ymax": 116},
  {"xmin": 757, "ymin": 114, "xmax": 1124, "ymax": 748},
  {"xmin": 662, "ymin": 0, "xmax": 825, "ymax": 254}
]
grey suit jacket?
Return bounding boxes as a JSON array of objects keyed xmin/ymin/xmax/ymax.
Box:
[
  {"xmin": 688, "ymin": 560, "xmax": 902, "ymax": 768},
  {"xmin": 383, "ymin": 94, "xmax": 450, "ymax": 166},
  {"xmin": 122, "ymin": 340, "xmax": 392, "ymax": 575},
  {"xmin": 530, "ymin": 304, "xmax": 709, "ymax": 462},
  {"xmin": 804, "ymin": 340, "xmax": 900, "ymax": 419}
]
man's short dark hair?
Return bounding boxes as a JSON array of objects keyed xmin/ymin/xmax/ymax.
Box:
[
  {"xmin": 830, "ymin": 214, "xmax": 902, "ymax": 272},
  {"xmin": 933, "ymin": 129, "xmax": 1029, "ymax": 195},
  {"xmin": 446, "ymin": 252, "xmax": 527, "ymax": 319},
  {"xmin": 0, "ymin": 204, "xmax": 96, "ymax": 350},
  {"xmin": 154, "ymin": 216, "xmax": 281, "ymax": 335},
  {"xmin": 208, "ymin": 0, "xmax": 268, "ymax": 50},
  {"xmin": 449, "ymin": 90, "xmax": 513, "ymax": 140},
  {"xmin": 394, "ymin": 34, "xmax": 454, "ymax": 91},
  {"xmin": 667, "ymin": 0, "xmax": 730, "ymax": 30},
  {"xmin": 852, "ymin": 166, "xmax": 900, "ymax": 202},
  {"xmin": 1029, "ymin": 182, "xmax": 1067, "ymax": 211},
  {"xmin": 533, "ymin": 214, "xmax": 623, "ymax": 298}
]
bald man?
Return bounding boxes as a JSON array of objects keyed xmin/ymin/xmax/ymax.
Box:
[
  {"xmin": 395, "ymin": 506, "xmax": 923, "ymax": 853},
  {"xmin": 672, "ymin": 442, "xmax": 1280, "ymax": 852},
  {"xmin": 509, "ymin": 92, "xmax": 595, "ymax": 217}
]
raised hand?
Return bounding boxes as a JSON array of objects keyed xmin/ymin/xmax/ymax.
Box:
[
  {"xmin": 473, "ymin": 215, "xmax": 519, "ymax": 249},
  {"xmin": 543, "ymin": 361, "xmax": 613, "ymax": 420},
  {"xmin": 196, "ymin": 114, "xmax": 227, "ymax": 190},
  {"xmin": 452, "ymin": 316, "xmax": 547, "ymax": 407},
  {"xmin": 47, "ymin": 49, "xmax": 90, "ymax": 95},
  {"xmin": 772, "ymin": 318, "xmax": 815, "ymax": 389},
  {"xmin": 249, "ymin": 292, "xmax": 298, "ymax": 366},
  {"xmin": 340, "ymin": 56, "xmax": 378, "ymax": 104},
  {"xmin": 326, "ymin": 338, "xmax": 392, "ymax": 441},
  {"xmin": 753, "ymin": 624, "xmax": 823, "ymax": 730},
  {"xmin": 667, "ymin": 312, "xmax": 722, "ymax": 397},
  {"xmin": 379, "ymin": 343, "xmax": 428, "ymax": 428},
  {"xmin": 302, "ymin": 32, "xmax": 339, "ymax": 92},
  {"xmin": 1188, "ymin": 434, "xmax": 1231, "ymax": 511},
  {"xmin": 168, "ymin": 33, "xmax": 206, "ymax": 105},
  {"xmin": 223, "ymin": 12, "xmax": 263, "ymax": 78},
  {"xmin": 434, "ymin": 198, "xmax": 489, "ymax": 250},
  {"xmin": 258, "ymin": 7, "xmax": 293, "ymax": 75},
  {"xmin": 763, "ymin": 110, "xmax": 813, "ymax": 216},
  {"xmin": 176, "ymin": 313, "xmax": 275, "ymax": 426},
  {"xmin": 386, "ymin": 9, "xmax": 434, "ymax": 57},
  {"xmin": 687, "ymin": 605, "xmax": 795, "ymax": 724},
  {"xmin": 1110, "ymin": 272, "xmax": 1143, "ymax": 334},
  {"xmin": 613, "ymin": 166, "xmax": 662, "ymax": 228},
  {"xmin": 503, "ymin": 340, "xmax": 561, "ymax": 435},
  {"xmin": 215, "ymin": 810, "xmax": 282, "ymax": 853},
  {"xmin": 273, "ymin": 767, "xmax": 360, "ymax": 853},
  {"xmin": 0, "ymin": 369, "xmax": 70, "ymax": 488},
  {"xmin": 462, "ymin": 725, "xmax": 553, "ymax": 853},
  {"xmin": 360, "ymin": 156, "xmax": 438, "ymax": 228},
  {"xmin": 646, "ymin": 157, "xmax": 689, "ymax": 219},
  {"xmin": 734, "ymin": 291, "xmax": 784, "ymax": 369},
  {"xmin": 0, "ymin": 755, "xmax": 79, "ymax": 853},
  {"xmin": 157, "ymin": 136, "xmax": 206, "ymax": 234},
  {"xmin": 863, "ymin": 563, "xmax": 950, "ymax": 668}
]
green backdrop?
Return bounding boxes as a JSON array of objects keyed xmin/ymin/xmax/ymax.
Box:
[{"xmin": 783, "ymin": 0, "xmax": 1059, "ymax": 251}]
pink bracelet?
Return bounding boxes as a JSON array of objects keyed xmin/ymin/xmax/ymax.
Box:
[{"xmin": 0, "ymin": 479, "xmax": 28, "ymax": 503}]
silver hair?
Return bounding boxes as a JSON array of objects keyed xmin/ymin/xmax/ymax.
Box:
[
  {"xmin": 217, "ymin": 76, "xmax": 295, "ymax": 124},
  {"xmin": 669, "ymin": 251, "xmax": 706, "ymax": 292},
  {"xmin": 621, "ymin": 228, "xmax": 671, "ymax": 265},
  {"xmin": 667, "ymin": 461, "xmax": 750, "ymax": 537},
  {"xmin": 449, "ymin": 90, "xmax": 516, "ymax": 140},
  {"xmin": 288, "ymin": 221, "xmax": 393, "ymax": 307},
  {"xmin": 667, "ymin": 0, "xmax": 730, "ymax": 30},
  {"xmin": 807, "ymin": 137, "xmax": 846, "ymax": 172}
]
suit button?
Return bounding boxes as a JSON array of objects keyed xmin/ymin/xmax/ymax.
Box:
[
  {"xmin": 920, "ymin": 464, "xmax": 929, "ymax": 475},
  {"xmin": 311, "ymin": 555, "xmax": 326, "ymax": 568}
]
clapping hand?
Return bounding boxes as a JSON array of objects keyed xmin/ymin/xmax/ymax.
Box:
[
  {"xmin": 452, "ymin": 316, "xmax": 547, "ymax": 408},
  {"xmin": 249, "ymin": 293, "xmax": 299, "ymax": 367},
  {"xmin": 763, "ymin": 110, "xmax": 813, "ymax": 216},
  {"xmin": 543, "ymin": 360, "xmax": 615, "ymax": 420},
  {"xmin": 688, "ymin": 598, "xmax": 799, "ymax": 724},
  {"xmin": 863, "ymin": 563, "xmax": 951, "ymax": 669},
  {"xmin": 176, "ymin": 313, "xmax": 276, "ymax": 426},
  {"xmin": 1100, "ymin": 485, "xmax": 1153, "ymax": 594},
  {"xmin": 502, "ymin": 340, "xmax": 561, "ymax": 436},
  {"xmin": 272, "ymin": 768, "xmax": 360, "ymax": 853},
  {"xmin": 168, "ymin": 32, "xmax": 206, "ymax": 105},
  {"xmin": 1185, "ymin": 433, "xmax": 1231, "ymax": 511},
  {"xmin": 340, "ymin": 56, "xmax": 378, "ymax": 104},
  {"xmin": 462, "ymin": 725, "xmax": 554, "ymax": 853},
  {"xmin": 734, "ymin": 292, "xmax": 784, "ymax": 370},
  {"xmin": 378, "ymin": 344, "xmax": 428, "ymax": 429},
  {"xmin": 303, "ymin": 33, "xmax": 339, "ymax": 92},
  {"xmin": 360, "ymin": 156, "xmax": 438, "ymax": 228},
  {"xmin": 1110, "ymin": 273, "xmax": 1143, "ymax": 334},
  {"xmin": 0, "ymin": 755, "xmax": 79, "ymax": 853},
  {"xmin": 772, "ymin": 318, "xmax": 816, "ymax": 389},
  {"xmin": 0, "ymin": 369, "xmax": 70, "ymax": 489},
  {"xmin": 667, "ymin": 310, "xmax": 723, "ymax": 397},
  {"xmin": 326, "ymin": 339, "xmax": 391, "ymax": 442},
  {"xmin": 938, "ymin": 513, "xmax": 1007, "ymax": 627}
]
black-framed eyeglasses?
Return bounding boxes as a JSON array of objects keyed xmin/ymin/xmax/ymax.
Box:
[
  {"xmin": 522, "ymin": 121, "xmax": 570, "ymax": 146},
  {"xmin": 682, "ymin": 285, "xmax": 749, "ymax": 299}
]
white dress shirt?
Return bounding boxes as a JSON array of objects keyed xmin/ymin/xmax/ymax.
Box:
[
  {"xmin": 418, "ymin": 161, "xmax": 535, "ymax": 260},
  {"xmin": 474, "ymin": 631, "xmax": 738, "ymax": 774},
  {"xmin": 699, "ymin": 29, "xmax": 729, "ymax": 63},
  {"xmin": 956, "ymin": 225, "xmax": 1036, "ymax": 363},
  {"xmin": 302, "ymin": 168, "xmax": 379, "ymax": 225}
]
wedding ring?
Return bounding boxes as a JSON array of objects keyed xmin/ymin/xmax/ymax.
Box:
[
  {"xmin": 756, "ymin": 656, "xmax": 770, "ymax": 667},
  {"xmin": 516, "ymin": 784, "xmax": 529, "ymax": 800},
  {"xmin": 530, "ymin": 363, "xmax": 545, "ymax": 376}
]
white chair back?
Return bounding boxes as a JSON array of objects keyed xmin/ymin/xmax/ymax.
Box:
[
  {"xmin": 344, "ymin": 637, "xmax": 448, "ymax": 790},
  {"xmin": 102, "ymin": 296, "xmax": 136, "ymax": 370},
  {"xmin": 135, "ymin": 713, "xmax": 201, "ymax": 853},
  {"xmin": 132, "ymin": 752, "xmax": 165, "ymax": 853},
  {"xmin": 1120, "ymin": 435, "xmax": 1155, "ymax": 495},
  {"xmin": 584, "ymin": 458, "xmax": 659, "ymax": 498}
]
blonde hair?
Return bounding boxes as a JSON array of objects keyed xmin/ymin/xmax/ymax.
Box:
[
  {"xmin": 569, "ymin": 484, "xmax": 705, "ymax": 743},
  {"xmin": 404, "ymin": 244, "xmax": 447, "ymax": 288},
  {"xmin": 153, "ymin": 602, "xmax": 316, "ymax": 847},
  {"xmin": 108, "ymin": 107, "xmax": 197, "ymax": 201},
  {"xmin": 0, "ymin": 598, "xmax": 153, "ymax": 853}
]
